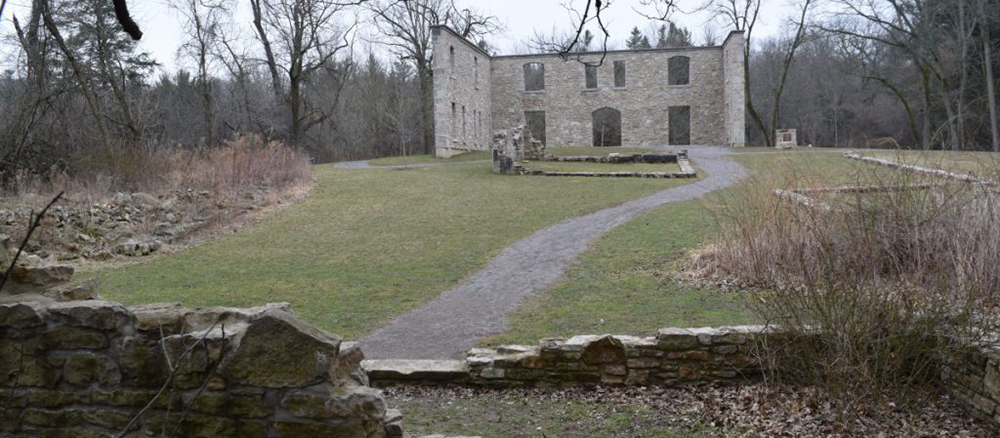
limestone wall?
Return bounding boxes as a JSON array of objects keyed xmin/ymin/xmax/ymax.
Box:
[
  {"xmin": 466, "ymin": 328, "xmax": 762, "ymax": 386},
  {"xmin": 0, "ymin": 300, "xmax": 400, "ymax": 438},
  {"xmin": 944, "ymin": 346, "xmax": 1000, "ymax": 429},
  {"xmin": 365, "ymin": 327, "xmax": 766, "ymax": 388},
  {"xmin": 431, "ymin": 26, "xmax": 493, "ymax": 158},
  {"xmin": 722, "ymin": 31, "xmax": 746, "ymax": 147},
  {"xmin": 489, "ymin": 42, "xmax": 737, "ymax": 147}
]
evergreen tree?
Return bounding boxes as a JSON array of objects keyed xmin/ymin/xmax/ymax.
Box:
[
  {"xmin": 659, "ymin": 22, "xmax": 693, "ymax": 48},
  {"xmin": 626, "ymin": 26, "xmax": 652, "ymax": 49},
  {"xmin": 576, "ymin": 29, "xmax": 595, "ymax": 51}
]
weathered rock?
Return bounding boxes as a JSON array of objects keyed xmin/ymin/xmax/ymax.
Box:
[
  {"xmin": 47, "ymin": 300, "xmax": 133, "ymax": 330},
  {"xmin": 0, "ymin": 302, "xmax": 46, "ymax": 329},
  {"xmin": 8, "ymin": 264, "xmax": 74, "ymax": 288},
  {"xmin": 580, "ymin": 335, "xmax": 626, "ymax": 365},
  {"xmin": 42, "ymin": 327, "xmax": 108, "ymax": 349},
  {"xmin": 115, "ymin": 237, "xmax": 162, "ymax": 256},
  {"xmin": 88, "ymin": 250, "xmax": 114, "ymax": 261},
  {"xmin": 0, "ymin": 233, "xmax": 10, "ymax": 271},
  {"xmin": 280, "ymin": 385, "xmax": 386, "ymax": 420},
  {"xmin": 45, "ymin": 279, "xmax": 100, "ymax": 301},
  {"xmin": 63, "ymin": 352, "xmax": 120, "ymax": 387},
  {"xmin": 222, "ymin": 308, "xmax": 342, "ymax": 388},
  {"xmin": 130, "ymin": 302, "xmax": 188, "ymax": 333},
  {"xmin": 2, "ymin": 300, "xmax": 397, "ymax": 437}
]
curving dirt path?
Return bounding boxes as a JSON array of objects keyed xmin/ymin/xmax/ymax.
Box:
[{"xmin": 357, "ymin": 147, "xmax": 747, "ymax": 359}]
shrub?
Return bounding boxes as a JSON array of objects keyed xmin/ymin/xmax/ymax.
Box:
[
  {"xmin": 1, "ymin": 135, "xmax": 311, "ymax": 201},
  {"xmin": 698, "ymin": 158, "xmax": 1000, "ymax": 409}
]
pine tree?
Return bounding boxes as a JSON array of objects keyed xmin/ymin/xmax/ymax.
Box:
[{"xmin": 626, "ymin": 26, "xmax": 652, "ymax": 49}]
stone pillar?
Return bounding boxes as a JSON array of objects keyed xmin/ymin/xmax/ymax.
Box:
[{"xmin": 722, "ymin": 31, "xmax": 746, "ymax": 147}]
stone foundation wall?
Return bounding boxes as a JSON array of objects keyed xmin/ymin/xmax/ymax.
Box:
[
  {"xmin": 466, "ymin": 328, "xmax": 763, "ymax": 386},
  {"xmin": 366, "ymin": 327, "xmax": 766, "ymax": 388},
  {"xmin": 0, "ymin": 300, "xmax": 400, "ymax": 438},
  {"xmin": 944, "ymin": 346, "xmax": 1000, "ymax": 430}
]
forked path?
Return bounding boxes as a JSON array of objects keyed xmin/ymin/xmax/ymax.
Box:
[{"xmin": 360, "ymin": 147, "xmax": 746, "ymax": 359}]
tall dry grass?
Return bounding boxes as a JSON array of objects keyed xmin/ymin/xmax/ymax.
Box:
[
  {"xmin": 697, "ymin": 157, "xmax": 1000, "ymax": 409},
  {"xmin": 1, "ymin": 136, "xmax": 311, "ymax": 203}
]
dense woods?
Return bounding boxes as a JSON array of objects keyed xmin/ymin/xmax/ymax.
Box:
[{"xmin": 0, "ymin": 0, "xmax": 997, "ymax": 189}]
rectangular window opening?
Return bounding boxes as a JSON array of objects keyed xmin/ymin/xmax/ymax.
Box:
[
  {"xmin": 585, "ymin": 64, "xmax": 598, "ymax": 89},
  {"xmin": 614, "ymin": 61, "xmax": 626, "ymax": 88}
]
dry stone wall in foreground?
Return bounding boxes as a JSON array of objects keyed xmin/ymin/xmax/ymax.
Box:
[{"xmin": 0, "ymin": 300, "xmax": 401, "ymax": 438}]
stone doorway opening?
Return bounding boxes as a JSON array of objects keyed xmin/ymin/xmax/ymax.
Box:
[
  {"xmin": 593, "ymin": 107, "xmax": 622, "ymax": 147},
  {"xmin": 669, "ymin": 106, "xmax": 691, "ymax": 145}
]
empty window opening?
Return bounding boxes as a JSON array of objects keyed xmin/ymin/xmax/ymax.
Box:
[
  {"xmin": 592, "ymin": 107, "xmax": 622, "ymax": 147},
  {"xmin": 614, "ymin": 61, "xmax": 626, "ymax": 88},
  {"xmin": 524, "ymin": 111, "xmax": 547, "ymax": 145},
  {"xmin": 669, "ymin": 106, "xmax": 691, "ymax": 145},
  {"xmin": 585, "ymin": 64, "xmax": 598, "ymax": 89},
  {"xmin": 449, "ymin": 46, "xmax": 455, "ymax": 70},
  {"xmin": 451, "ymin": 102, "xmax": 457, "ymax": 139},
  {"xmin": 523, "ymin": 63, "xmax": 545, "ymax": 91},
  {"xmin": 462, "ymin": 105, "xmax": 467, "ymax": 142},
  {"xmin": 668, "ymin": 56, "xmax": 690, "ymax": 85},
  {"xmin": 474, "ymin": 57, "xmax": 479, "ymax": 87}
]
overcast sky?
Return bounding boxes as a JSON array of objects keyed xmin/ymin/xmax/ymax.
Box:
[{"xmin": 1, "ymin": 0, "xmax": 793, "ymax": 74}]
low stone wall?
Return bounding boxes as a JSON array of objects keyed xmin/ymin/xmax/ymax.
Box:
[
  {"xmin": 0, "ymin": 300, "xmax": 400, "ymax": 438},
  {"xmin": 944, "ymin": 346, "xmax": 1000, "ymax": 429},
  {"xmin": 365, "ymin": 326, "xmax": 765, "ymax": 387}
]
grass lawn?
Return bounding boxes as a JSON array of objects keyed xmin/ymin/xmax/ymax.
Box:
[
  {"xmin": 546, "ymin": 146, "xmax": 653, "ymax": 157},
  {"xmin": 523, "ymin": 161, "xmax": 684, "ymax": 174},
  {"xmin": 861, "ymin": 150, "xmax": 999, "ymax": 178},
  {"xmin": 367, "ymin": 151, "xmax": 491, "ymax": 166},
  {"xmin": 487, "ymin": 150, "xmax": 883, "ymax": 345},
  {"xmin": 87, "ymin": 163, "xmax": 693, "ymax": 339},
  {"xmin": 387, "ymin": 387, "xmax": 722, "ymax": 438}
]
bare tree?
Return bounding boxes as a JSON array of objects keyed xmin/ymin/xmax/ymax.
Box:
[
  {"xmin": 249, "ymin": 0, "xmax": 358, "ymax": 149},
  {"xmin": 369, "ymin": 0, "xmax": 499, "ymax": 155},
  {"xmin": 173, "ymin": 0, "xmax": 231, "ymax": 148},
  {"xmin": 766, "ymin": 0, "xmax": 814, "ymax": 145}
]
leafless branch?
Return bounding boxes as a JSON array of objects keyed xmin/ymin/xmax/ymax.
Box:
[{"xmin": 0, "ymin": 191, "xmax": 63, "ymax": 293}]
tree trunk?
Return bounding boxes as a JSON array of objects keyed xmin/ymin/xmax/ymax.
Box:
[
  {"xmin": 198, "ymin": 32, "xmax": 216, "ymax": 148},
  {"xmin": 418, "ymin": 60, "xmax": 435, "ymax": 155},
  {"xmin": 983, "ymin": 0, "xmax": 999, "ymax": 152},
  {"xmin": 921, "ymin": 66, "xmax": 932, "ymax": 150},
  {"xmin": 250, "ymin": 0, "xmax": 282, "ymax": 98},
  {"xmin": 290, "ymin": 75, "xmax": 301, "ymax": 146}
]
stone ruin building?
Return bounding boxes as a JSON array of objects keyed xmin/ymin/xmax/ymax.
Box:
[{"xmin": 431, "ymin": 25, "xmax": 746, "ymax": 158}]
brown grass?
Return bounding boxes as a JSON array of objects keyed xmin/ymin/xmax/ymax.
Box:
[
  {"xmin": 694, "ymin": 161, "xmax": 1000, "ymax": 410},
  {"xmin": 1, "ymin": 136, "xmax": 312, "ymax": 204}
]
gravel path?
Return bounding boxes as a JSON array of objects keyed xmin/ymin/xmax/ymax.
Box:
[{"xmin": 357, "ymin": 147, "xmax": 746, "ymax": 359}]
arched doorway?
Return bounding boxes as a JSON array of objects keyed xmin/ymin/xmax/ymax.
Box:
[{"xmin": 593, "ymin": 107, "xmax": 622, "ymax": 146}]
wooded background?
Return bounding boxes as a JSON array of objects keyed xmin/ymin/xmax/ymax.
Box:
[{"xmin": 0, "ymin": 0, "xmax": 997, "ymax": 186}]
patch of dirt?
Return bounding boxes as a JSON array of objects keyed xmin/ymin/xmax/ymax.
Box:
[
  {"xmin": 384, "ymin": 384, "xmax": 990, "ymax": 437},
  {"xmin": 0, "ymin": 181, "xmax": 313, "ymax": 271}
]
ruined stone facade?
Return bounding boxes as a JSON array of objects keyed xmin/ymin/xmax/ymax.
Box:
[{"xmin": 431, "ymin": 26, "xmax": 746, "ymax": 157}]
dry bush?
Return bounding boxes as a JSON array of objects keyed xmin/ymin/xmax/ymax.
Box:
[
  {"xmin": 698, "ymin": 159, "xmax": 1000, "ymax": 410},
  {"xmin": 1, "ymin": 135, "xmax": 311, "ymax": 202}
]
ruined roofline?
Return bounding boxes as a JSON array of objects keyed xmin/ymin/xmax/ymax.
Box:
[
  {"xmin": 432, "ymin": 25, "xmax": 745, "ymax": 61},
  {"xmin": 490, "ymin": 30, "xmax": 745, "ymax": 60},
  {"xmin": 431, "ymin": 25, "xmax": 493, "ymax": 59},
  {"xmin": 722, "ymin": 29, "xmax": 745, "ymax": 47}
]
